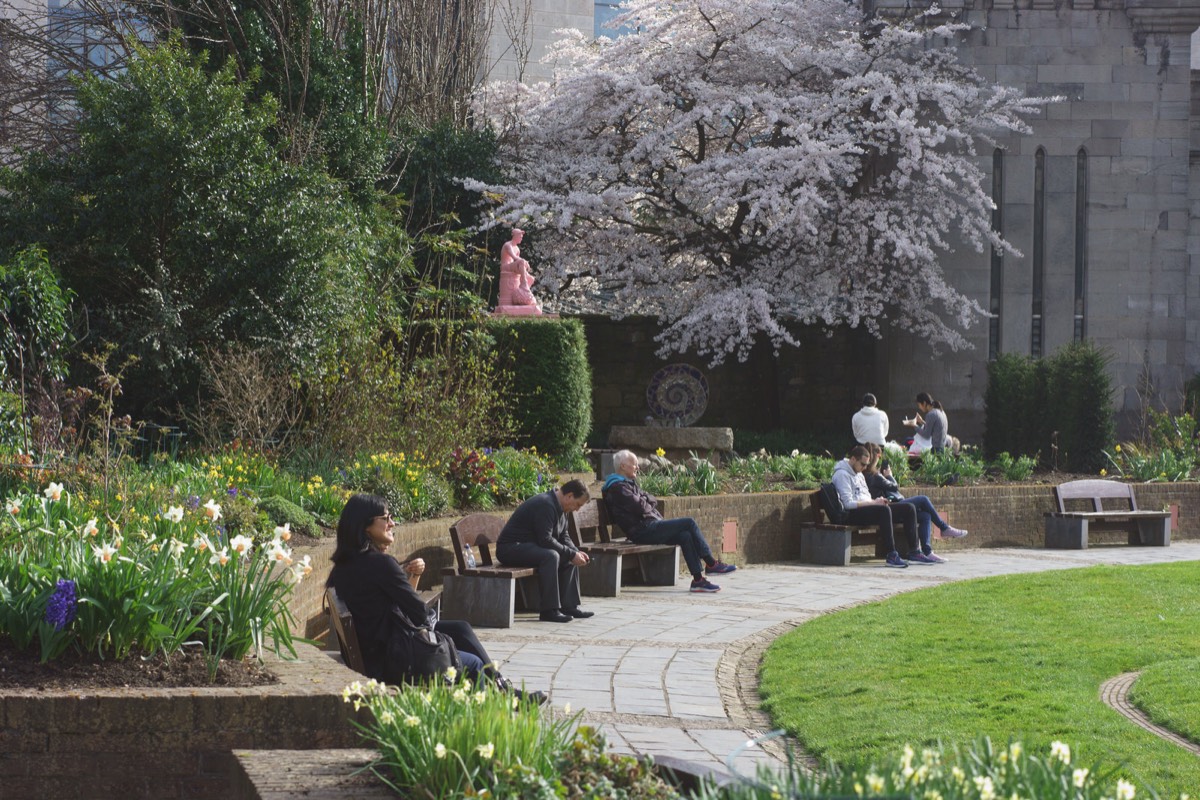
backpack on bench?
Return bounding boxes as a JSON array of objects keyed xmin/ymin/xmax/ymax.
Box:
[{"xmin": 817, "ymin": 482, "xmax": 849, "ymax": 525}]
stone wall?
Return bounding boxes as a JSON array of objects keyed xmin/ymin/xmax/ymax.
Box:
[
  {"xmin": 0, "ymin": 643, "xmax": 369, "ymax": 800},
  {"xmin": 582, "ymin": 314, "xmax": 885, "ymax": 445}
]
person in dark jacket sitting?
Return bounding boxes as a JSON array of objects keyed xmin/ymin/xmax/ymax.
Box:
[
  {"xmin": 497, "ymin": 480, "xmax": 593, "ymax": 623},
  {"xmin": 602, "ymin": 449, "xmax": 736, "ymax": 594},
  {"xmin": 327, "ymin": 493, "xmax": 545, "ymax": 701}
]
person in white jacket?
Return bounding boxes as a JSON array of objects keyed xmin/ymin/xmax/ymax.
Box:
[
  {"xmin": 830, "ymin": 445, "xmax": 930, "ymax": 567},
  {"xmin": 851, "ymin": 393, "xmax": 889, "ymax": 446}
]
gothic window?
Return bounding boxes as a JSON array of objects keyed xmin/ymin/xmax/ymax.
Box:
[
  {"xmin": 1074, "ymin": 148, "xmax": 1088, "ymax": 342},
  {"xmin": 1031, "ymin": 147, "xmax": 1045, "ymax": 358}
]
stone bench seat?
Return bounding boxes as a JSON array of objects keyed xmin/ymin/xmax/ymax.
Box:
[{"xmin": 1045, "ymin": 480, "xmax": 1171, "ymax": 549}]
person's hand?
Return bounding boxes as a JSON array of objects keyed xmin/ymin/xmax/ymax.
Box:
[
  {"xmin": 875, "ymin": 498, "xmax": 889, "ymax": 506},
  {"xmin": 404, "ymin": 558, "xmax": 426, "ymax": 577},
  {"xmin": 571, "ymin": 551, "xmax": 590, "ymax": 567}
]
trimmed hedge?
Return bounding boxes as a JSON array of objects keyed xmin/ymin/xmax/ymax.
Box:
[
  {"xmin": 983, "ymin": 341, "xmax": 1114, "ymax": 473},
  {"xmin": 487, "ymin": 318, "xmax": 592, "ymax": 456}
]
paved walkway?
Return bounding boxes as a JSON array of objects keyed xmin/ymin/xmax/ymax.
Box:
[{"xmin": 484, "ymin": 542, "xmax": 1200, "ymax": 778}]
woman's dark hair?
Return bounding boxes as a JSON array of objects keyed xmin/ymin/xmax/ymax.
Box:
[
  {"xmin": 932, "ymin": 400, "xmax": 944, "ymax": 410},
  {"xmin": 330, "ymin": 493, "xmax": 387, "ymax": 568},
  {"xmin": 916, "ymin": 391, "xmax": 933, "ymax": 405}
]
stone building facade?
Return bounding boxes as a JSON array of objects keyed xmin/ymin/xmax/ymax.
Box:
[{"xmin": 868, "ymin": 0, "xmax": 1200, "ymax": 439}]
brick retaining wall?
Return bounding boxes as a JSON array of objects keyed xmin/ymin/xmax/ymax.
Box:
[{"xmin": 0, "ymin": 643, "xmax": 369, "ymax": 799}]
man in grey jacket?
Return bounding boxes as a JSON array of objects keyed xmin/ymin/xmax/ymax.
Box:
[{"xmin": 831, "ymin": 446, "xmax": 930, "ymax": 567}]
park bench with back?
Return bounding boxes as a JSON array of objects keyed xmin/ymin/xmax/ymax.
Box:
[
  {"xmin": 1044, "ymin": 479, "xmax": 1171, "ymax": 549},
  {"xmin": 566, "ymin": 498, "xmax": 680, "ymax": 596},
  {"xmin": 798, "ymin": 488, "xmax": 891, "ymax": 566},
  {"xmin": 439, "ymin": 514, "xmax": 539, "ymax": 628},
  {"xmin": 323, "ymin": 585, "xmax": 442, "ymax": 675}
]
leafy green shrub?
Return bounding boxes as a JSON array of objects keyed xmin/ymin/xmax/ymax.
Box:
[
  {"xmin": 983, "ymin": 353, "xmax": 1036, "ymax": 460},
  {"xmin": 915, "ymin": 449, "xmax": 986, "ymax": 486},
  {"xmin": 489, "ymin": 447, "xmax": 555, "ymax": 505},
  {"xmin": 990, "ymin": 452, "xmax": 1037, "ymax": 482},
  {"xmin": 488, "ymin": 318, "xmax": 592, "ymax": 457},
  {"xmin": 257, "ymin": 495, "xmax": 322, "ymax": 539},
  {"xmin": 696, "ymin": 737, "xmax": 1152, "ymax": 800},
  {"xmin": 983, "ymin": 343, "xmax": 1114, "ymax": 472},
  {"xmin": 1048, "ymin": 341, "xmax": 1114, "ymax": 473},
  {"xmin": 0, "ymin": 38, "xmax": 376, "ymax": 411},
  {"xmin": 445, "ymin": 447, "xmax": 498, "ymax": 510}
]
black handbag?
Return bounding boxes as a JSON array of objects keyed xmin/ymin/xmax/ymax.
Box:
[{"xmin": 382, "ymin": 609, "xmax": 461, "ymax": 685}]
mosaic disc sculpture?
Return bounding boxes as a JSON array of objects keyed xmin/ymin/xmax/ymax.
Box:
[{"xmin": 646, "ymin": 363, "xmax": 708, "ymax": 426}]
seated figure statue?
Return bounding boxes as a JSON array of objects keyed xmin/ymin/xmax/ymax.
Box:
[{"xmin": 495, "ymin": 228, "xmax": 543, "ymax": 316}]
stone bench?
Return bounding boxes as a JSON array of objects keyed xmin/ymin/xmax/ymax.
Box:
[
  {"xmin": 567, "ymin": 498, "xmax": 679, "ymax": 596},
  {"xmin": 1045, "ymin": 479, "xmax": 1171, "ymax": 549},
  {"xmin": 798, "ymin": 490, "xmax": 890, "ymax": 566},
  {"xmin": 440, "ymin": 514, "xmax": 538, "ymax": 628}
]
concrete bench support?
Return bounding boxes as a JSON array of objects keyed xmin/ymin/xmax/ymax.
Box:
[
  {"xmin": 441, "ymin": 574, "xmax": 517, "ymax": 628},
  {"xmin": 632, "ymin": 548, "xmax": 680, "ymax": 586},
  {"xmin": 579, "ymin": 551, "xmax": 623, "ymax": 597},
  {"xmin": 1045, "ymin": 515, "xmax": 1088, "ymax": 549},
  {"xmin": 799, "ymin": 526, "xmax": 852, "ymax": 566}
]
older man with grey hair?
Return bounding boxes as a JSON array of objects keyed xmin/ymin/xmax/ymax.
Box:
[{"xmin": 601, "ymin": 450, "xmax": 735, "ymax": 593}]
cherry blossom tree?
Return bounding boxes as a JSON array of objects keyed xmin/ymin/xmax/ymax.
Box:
[{"xmin": 469, "ymin": 0, "xmax": 1049, "ymax": 362}]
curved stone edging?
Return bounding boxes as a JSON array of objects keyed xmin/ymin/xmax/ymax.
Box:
[{"xmin": 1100, "ymin": 672, "xmax": 1200, "ymax": 757}]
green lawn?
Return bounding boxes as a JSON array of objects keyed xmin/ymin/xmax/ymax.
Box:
[
  {"xmin": 760, "ymin": 561, "xmax": 1200, "ymax": 797},
  {"xmin": 1131, "ymin": 657, "xmax": 1200, "ymax": 747}
]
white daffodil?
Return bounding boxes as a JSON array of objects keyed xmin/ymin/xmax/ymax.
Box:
[
  {"xmin": 192, "ymin": 536, "xmax": 211, "ymax": 553},
  {"xmin": 404, "ymin": 715, "xmax": 419, "ymax": 728},
  {"xmin": 203, "ymin": 499, "xmax": 221, "ymax": 521},
  {"xmin": 1116, "ymin": 779, "xmax": 1136, "ymax": 800},
  {"xmin": 377, "ymin": 709, "xmax": 395, "ymax": 725},
  {"xmin": 476, "ymin": 742, "xmax": 494, "ymax": 759},
  {"xmin": 209, "ymin": 547, "xmax": 230, "ymax": 566},
  {"xmin": 866, "ymin": 774, "xmax": 885, "ymax": 794},
  {"xmin": 1073, "ymin": 768, "xmax": 1090, "ymax": 788},
  {"xmin": 43, "ymin": 482, "xmax": 64, "ymax": 501},
  {"xmin": 165, "ymin": 505, "xmax": 184, "ymax": 523},
  {"xmin": 265, "ymin": 539, "xmax": 292, "ymax": 564},
  {"xmin": 563, "ymin": 703, "xmax": 571, "ymax": 715},
  {"xmin": 452, "ymin": 687, "xmax": 468, "ymax": 703},
  {"xmin": 83, "ymin": 518, "xmax": 99, "ymax": 537},
  {"xmin": 434, "ymin": 743, "xmax": 447, "ymax": 760},
  {"xmin": 5, "ymin": 498, "xmax": 20, "ymax": 515},
  {"xmin": 274, "ymin": 522, "xmax": 291, "ymax": 541},
  {"xmin": 444, "ymin": 666, "xmax": 457, "ymax": 682},
  {"xmin": 1050, "ymin": 741, "xmax": 1071, "ymax": 765},
  {"xmin": 973, "ymin": 776, "xmax": 996, "ymax": 800},
  {"xmin": 168, "ymin": 538, "xmax": 186, "ymax": 558},
  {"xmin": 229, "ymin": 534, "xmax": 254, "ymax": 556},
  {"xmin": 93, "ymin": 542, "xmax": 118, "ymax": 564}
]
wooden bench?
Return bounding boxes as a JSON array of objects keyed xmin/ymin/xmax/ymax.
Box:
[
  {"xmin": 566, "ymin": 498, "xmax": 680, "ymax": 596},
  {"xmin": 440, "ymin": 514, "xmax": 539, "ymax": 628},
  {"xmin": 1045, "ymin": 479, "xmax": 1171, "ymax": 549},
  {"xmin": 324, "ymin": 585, "xmax": 443, "ymax": 675},
  {"xmin": 798, "ymin": 490, "xmax": 890, "ymax": 566}
]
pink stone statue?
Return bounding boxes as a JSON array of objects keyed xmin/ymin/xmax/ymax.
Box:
[{"xmin": 494, "ymin": 228, "xmax": 543, "ymax": 316}]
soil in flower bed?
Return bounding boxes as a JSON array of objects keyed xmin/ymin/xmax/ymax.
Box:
[{"xmin": 0, "ymin": 639, "xmax": 277, "ymax": 690}]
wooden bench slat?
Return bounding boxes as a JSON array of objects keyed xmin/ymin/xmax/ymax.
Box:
[{"xmin": 1045, "ymin": 480, "xmax": 1170, "ymax": 549}]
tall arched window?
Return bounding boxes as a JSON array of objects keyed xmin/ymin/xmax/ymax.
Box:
[
  {"xmin": 1031, "ymin": 147, "xmax": 1045, "ymax": 357},
  {"xmin": 989, "ymin": 148, "xmax": 1004, "ymax": 361},
  {"xmin": 1074, "ymin": 148, "xmax": 1088, "ymax": 342}
]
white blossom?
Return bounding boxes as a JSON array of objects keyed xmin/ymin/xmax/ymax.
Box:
[
  {"xmin": 165, "ymin": 505, "xmax": 184, "ymax": 523},
  {"xmin": 43, "ymin": 482, "xmax": 64, "ymax": 501},
  {"xmin": 470, "ymin": 0, "xmax": 1049, "ymax": 362}
]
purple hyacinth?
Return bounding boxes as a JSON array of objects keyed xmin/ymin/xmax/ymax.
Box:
[
  {"xmin": 186, "ymin": 494, "xmax": 201, "ymax": 510},
  {"xmin": 44, "ymin": 579, "xmax": 77, "ymax": 631},
  {"xmin": 227, "ymin": 486, "xmax": 239, "ymax": 498}
]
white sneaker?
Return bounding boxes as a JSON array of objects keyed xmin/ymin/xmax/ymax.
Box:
[{"xmin": 942, "ymin": 526, "xmax": 968, "ymax": 539}]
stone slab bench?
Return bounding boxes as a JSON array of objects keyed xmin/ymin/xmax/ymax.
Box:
[
  {"xmin": 567, "ymin": 499, "xmax": 679, "ymax": 596},
  {"xmin": 798, "ymin": 490, "xmax": 889, "ymax": 566},
  {"xmin": 1045, "ymin": 479, "xmax": 1171, "ymax": 549},
  {"xmin": 440, "ymin": 514, "xmax": 538, "ymax": 628}
]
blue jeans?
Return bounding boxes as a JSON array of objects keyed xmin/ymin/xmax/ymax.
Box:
[
  {"xmin": 630, "ymin": 517, "xmax": 713, "ymax": 578},
  {"xmin": 892, "ymin": 495, "xmax": 947, "ymax": 554}
]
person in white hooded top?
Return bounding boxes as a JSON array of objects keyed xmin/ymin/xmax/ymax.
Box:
[{"xmin": 851, "ymin": 393, "xmax": 889, "ymax": 447}]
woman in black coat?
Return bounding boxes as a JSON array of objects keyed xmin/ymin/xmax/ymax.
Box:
[{"xmin": 327, "ymin": 494, "xmax": 542, "ymax": 701}]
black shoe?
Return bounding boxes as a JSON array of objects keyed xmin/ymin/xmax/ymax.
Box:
[
  {"xmin": 515, "ymin": 688, "xmax": 549, "ymax": 705},
  {"xmin": 539, "ymin": 610, "xmax": 572, "ymax": 623},
  {"xmin": 563, "ymin": 607, "xmax": 594, "ymax": 619}
]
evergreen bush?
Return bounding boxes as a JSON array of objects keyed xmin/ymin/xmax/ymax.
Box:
[
  {"xmin": 983, "ymin": 342, "xmax": 1114, "ymax": 473},
  {"xmin": 257, "ymin": 494, "xmax": 322, "ymax": 539},
  {"xmin": 488, "ymin": 319, "xmax": 592, "ymax": 457}
]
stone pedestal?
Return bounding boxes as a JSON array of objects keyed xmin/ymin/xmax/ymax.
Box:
[{"xmin": 607, "ymin": 425, "xmax": 734, "ymax": 464}]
